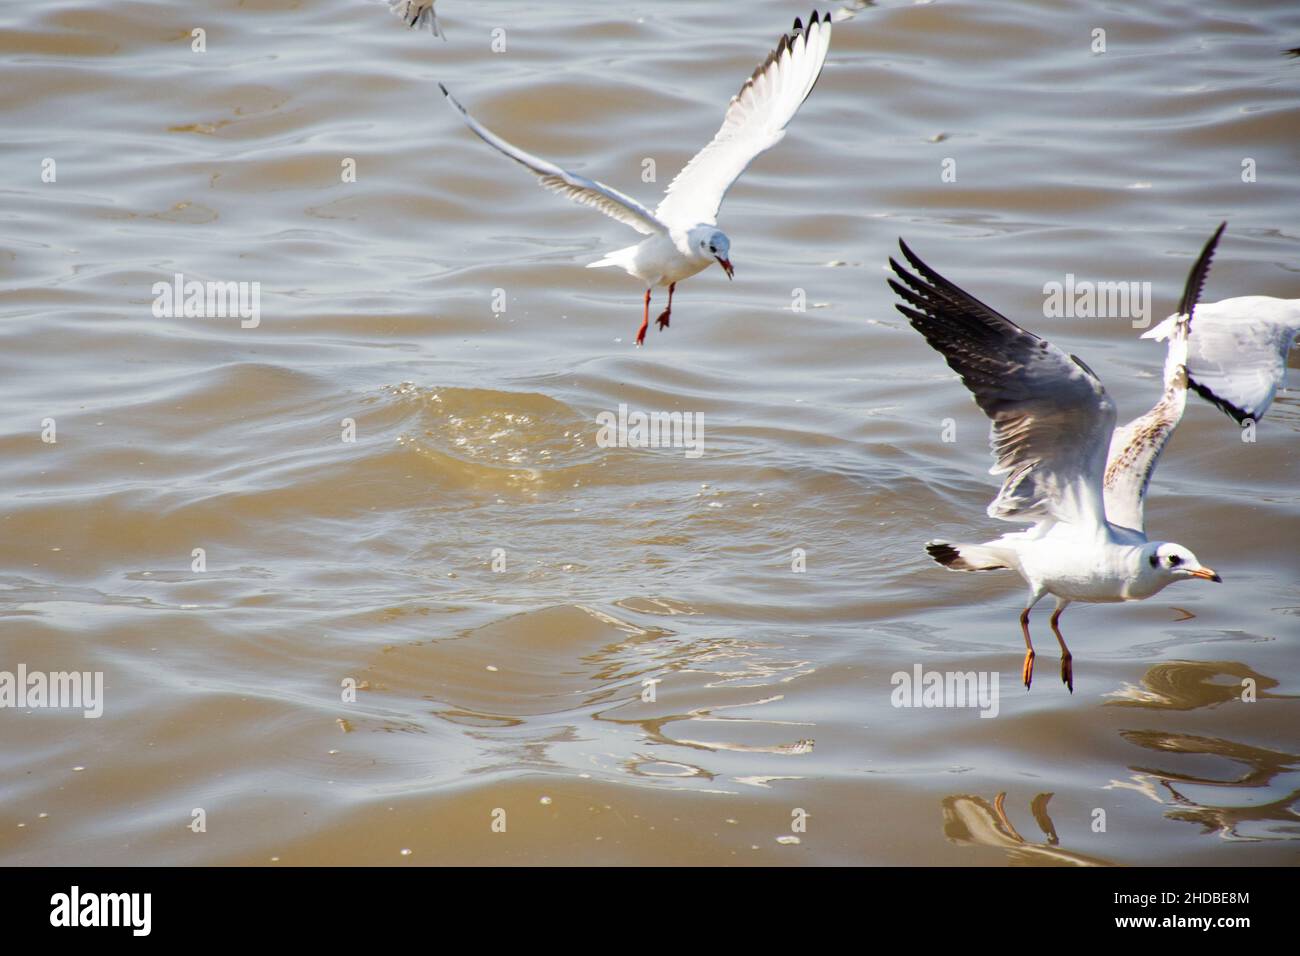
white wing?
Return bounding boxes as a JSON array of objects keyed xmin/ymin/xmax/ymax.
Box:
[
  {"xmin": 889, "ymin": 240, "xmax": 1116, "ymax": 530},
  {"xmin": 1105, "ymin": 223, "xmax": 1224, "ymax": 532},
  {"xmin": 653, "ymin": 11, "xmax": 832, "ymax": 228},
  {"xmin": 440, "ymin": 85, "xmax": 667, "ymax": 236},
  {"xmin": 390, "ymin": 0, "xmax": 442, "ymax": 39},
  {"xmin": 1104, "ymin": 319, "xmax": 1188, "ymax": 533},
  {"xmin": 1145, "ymin": 297, "xmax": 1300, "ymax": 424}
]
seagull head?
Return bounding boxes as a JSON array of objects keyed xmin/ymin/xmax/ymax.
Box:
[
  {"xmin": 1147, "ymin": 543, "xmax": 1222, "ymax": 585},
  {"xmin": 696, "ymin": 229, "xmax": 733, "ymax": 280}
]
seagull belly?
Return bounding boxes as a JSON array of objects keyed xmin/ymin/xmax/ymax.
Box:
[
  {"xmin": 1019, "ymin": 535, "xmax": 1138, "ymax": 604},
  {"xmin": 622, "ymin": 234, "xmax": 710, "ymax": 287}
]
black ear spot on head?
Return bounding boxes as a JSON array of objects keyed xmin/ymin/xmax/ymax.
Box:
[{"xmin": 1149, "ymin": 553, "xmax": 1159, "ymax": 568}]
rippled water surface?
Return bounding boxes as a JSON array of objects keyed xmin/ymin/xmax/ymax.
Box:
[{"xmin": 1, "ymin": 0, "xmax": 1298, "ymax": 865}]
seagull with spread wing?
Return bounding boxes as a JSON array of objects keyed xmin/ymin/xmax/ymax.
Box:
[
  {"xmin": 439, "ymin": 11, "xmax": 832, "ymax": 346},
  {"xmin": 888, "ymin": 226, "xmax": 1229, "ymax": 692},
  {"xmin": 1141, "ymin": 229, "xmax": 1299, "ymax": 425}
]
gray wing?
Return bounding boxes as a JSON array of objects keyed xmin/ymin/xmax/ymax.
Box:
[
  {"xmin": 440, "ymin": 85, "xmax": 667, "ymax": 236},
  {"xmin": 889, "ymin": 240, "xmax": 1116, "ymax": 529},
  {"xmin": 654, "ymin": 11, "xmax": 832, "ymax": 228},
  {"xmin": 1105, "ymin": 223, "xmax": 1226, "ymax": 531},
  {"xmin": 1145, "ymin": 297, "xmax": 1299, "ymax": 424}
]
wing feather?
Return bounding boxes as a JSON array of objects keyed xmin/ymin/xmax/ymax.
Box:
[
  {"xmin": 1146, "ymin": 297, "xmax": 1299, "ymax": 424},
  {"xmin": 1104, "ymin": 321, "xmax": 1187, "ymax": 532},
  {"xmin": 440, "ymin": 84, "xmax": 667, "ymax": 236},
  {"xmin": 654, "ymin": 11, "xmax": 832, "ymax": 228},
  {"xmin": 888, "ymin": 240, "xmax": 1116, "ymax": 529},
  {"xmin": 390, "ymin": 1, "xmax": 443, "ymax": 38},
  {"xmin": 1104, "ymin": 223, "xmax": 1225, "ymax": 530}
]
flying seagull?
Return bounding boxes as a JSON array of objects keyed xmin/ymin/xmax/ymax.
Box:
[
  {"xmin": 439, "ymin": 11, "xmax": 833, "ymax": 346},
  {"xmin": 888, "ymin": 226, "xmax": 1228, "ymax": 692},
  {"xmin": 1141, "ymin": 228, "xmax": 1298, "ymax": 425},
  {"xmin": 390, "ymin": 0, "xmax": 442, "ymax": 39}
]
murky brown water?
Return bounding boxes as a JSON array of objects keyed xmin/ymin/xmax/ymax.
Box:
[{"xmin": 1, "ymin": 0, "xmax": 1297, "ymax": 866}]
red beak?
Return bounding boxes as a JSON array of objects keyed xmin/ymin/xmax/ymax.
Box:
[{"xmin": 717, "ymin": 257, "xmax": 734, "ymax": 280}]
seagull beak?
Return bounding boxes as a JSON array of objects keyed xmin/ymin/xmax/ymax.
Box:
[
  {"xmin": 717, "ymin": 257, "xmax": 734, "ymax": 280},
  {"xmin": 1189, "ymin": 566, "xmax": 1222, "ymax": 583}
]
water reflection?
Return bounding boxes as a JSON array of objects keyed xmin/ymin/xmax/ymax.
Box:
[
  {"xmin": 941, "ymin": 792, "xmax": 1112, "ymax": 866},
  {"xmin": 1112, "ymin": 729, "xmax": 1300, "ymax": 842},
  {"xmin": 356, "ymin": 604, "xmax": 816, "ymax": 790},
  {"xmin": 1105, "ymin": 660, "xmax": 1290, "ymax": 710}
]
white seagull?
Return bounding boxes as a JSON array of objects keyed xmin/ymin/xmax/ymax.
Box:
[
  {"xmin": 389, "ymin": 0, "xmax": 442, "ymax": 39},
  {"xmin": 1142, "ymin": 228, "xmax": 1299, "ymax": 425},
  {"xmin": 888, "ymin": 227, "xmax": 1227, "ymax": 692},
  {"xmin": 439, "ymin": 11, "xmax": 833, "ymax": 346}
]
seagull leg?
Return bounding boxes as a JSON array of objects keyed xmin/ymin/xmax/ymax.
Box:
[
  {"xmin": 1029, "ymin": 792, "xmax": 1059, "ymax": 846},
  {"xmin": 655, "ymin": 282, "xmax": 675, "ymax": 331},
  {"xmin": 1050, "ymin": 600, "xmax": 1073, "ymax": 693},
  {"xmin": 635, "ymin": 289, "xmax": 651, "ymax": 347},
  {"xmin": 1019, "ymin": 607, "xmax": 1035, "ymax": 690},
  {"xmin": 992, "ymin": 792, "xmax": 1026, "ymax": 843}
]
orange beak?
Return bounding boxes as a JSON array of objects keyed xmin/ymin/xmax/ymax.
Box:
[
  {"xmin": 1189, "ymin": 567, "xmax": 1222, "ymax": 582},
  {"xmin": 717, "ymin": 257, "xmax": 734, "ymax": 280}
]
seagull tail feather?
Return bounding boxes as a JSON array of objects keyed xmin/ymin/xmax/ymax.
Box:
[
  {"xmin": 586, "ymin": 244, "xmax": 639, "ymax": 271},
  {"xmin": 926, "ymin": 541, "xmax": 1011, "ymax": 573}
]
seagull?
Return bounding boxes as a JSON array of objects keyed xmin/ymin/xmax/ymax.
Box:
[
  {"xmin": 887, "ymin": 227, "xmax": 1227, "ymax": 692},
  {"xmin": 1142, "ymin": 229, "xmax": 1299, "ymax": 424},
  {"xmin": 438, "ymin": 11, "xmax": 833, "ymax": 346},
  {"xmin": 389, "ymin": 0, "xmax": 442, "ymax": 39}
]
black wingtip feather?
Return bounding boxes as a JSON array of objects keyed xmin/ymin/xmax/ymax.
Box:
[
  {"xmin": 1177, "ymin": 221, "xmax": 1227, "ymax": 322},
  {"xmin": 1188, "ymin": 376, "xmax": 1254, "ymax": 425},
  {"xmin": 926, "ymin": 542, "xmax": 961, "ymax": 567},
  {"xmin": 887, "ymin": 238, "xmax": 1040, "ymax": 350}
]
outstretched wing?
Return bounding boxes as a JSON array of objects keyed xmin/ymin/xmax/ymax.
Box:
[
  {"xmin": 440, "ymin": 84, "xmax": 667, "ymax": 236},
  {"xmin": 1145, "ymin": 297, "xmax": 1299, "ymax": 424},
  {"xmin": 1104, "ymin": 223, "xmax": 1223, "ymax": 532},
  {"xmin": 1104, "ymin": 321, "xmax": 1188, "ymax": 533},
  {"xmin": 889, "ymin": 240, "xmax": 1116, "ymax": 529},
  {"xmin": 653, "ymin": 11, "xmax": 832, "ymax": 228}
]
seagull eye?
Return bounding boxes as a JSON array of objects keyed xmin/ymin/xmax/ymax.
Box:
[
  {"xmin": 1169, "ymin": 555, "xmax": 1182, "ymax": 567},
  {"xmin": 709, "ymin": 245, "xmax": 716, "ymax": 253}
]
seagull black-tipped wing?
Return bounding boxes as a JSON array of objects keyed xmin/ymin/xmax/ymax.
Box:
[
  {"xmin": 1177, "ymin": 221, "xmax": 1226, "ymax": 321},
  {"xmin": 1146, "ymin": 223, "xmax": 1298, "ymax": 424},
  {"xmin": 1104, "ymin": 225, "xmax": 1229, "ymax": 531},
  {"xmin": 1146, "ymin": 298, "xmax": 1300, "ymax": 424},
  {"xmin": 889, "ymin": 240, "xmax": 1117, "ymax": 528},
  {"xmin": 654, "ymin": 11, "xmax": 832, "ymax": 228}
]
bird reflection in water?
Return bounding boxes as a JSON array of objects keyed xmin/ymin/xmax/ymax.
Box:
[
  {"xmin": 1111, "ymin": 729, "xmax": 1300, "ymax": 842},
  {"xmin": 1098, "ymin": 658, "xmax": 1300, "ymax": 842},
  {"xmin": 942, "ymin": 792, "xmax": 1112, "ymax": 866},
  {"xmin": 1105, "ymin": 659, "xmax": 1289, "ymax": 710}
]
